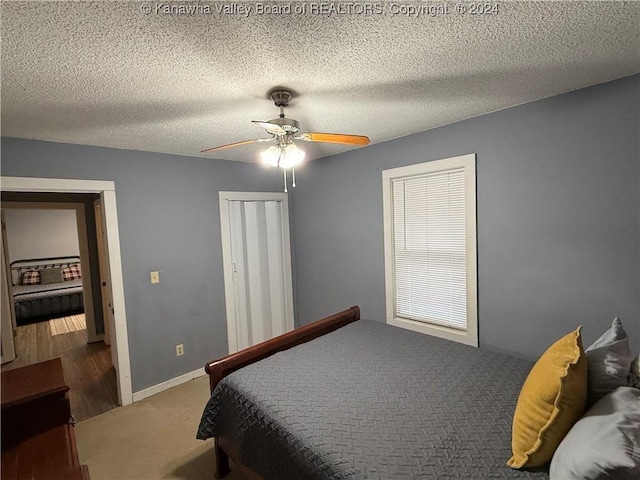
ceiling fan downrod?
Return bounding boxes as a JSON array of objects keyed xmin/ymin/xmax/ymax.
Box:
[{"xmin": 271, "ymin": 89, "xmax": 292, "ymax": 120}]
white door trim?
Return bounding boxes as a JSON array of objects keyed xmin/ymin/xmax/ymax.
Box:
[
  {"xmin": 218, "ymin": 191, "xmax": 295, "ymax": 354},
  {"xmin": 93, "ymin": 199, "xmax": 114, "ymax": 347},
  {"xmin": 1, "ymin": 176, "xmax": 133, "ymax": 406}
]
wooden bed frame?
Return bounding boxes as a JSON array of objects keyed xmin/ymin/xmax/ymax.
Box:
[{"xmin": 204, "ymin": 305, "xmax": 361, "ymax": 479}]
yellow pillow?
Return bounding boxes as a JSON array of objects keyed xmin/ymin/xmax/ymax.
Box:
[{"xmin": 507, "ymin": 326, "xmax": 587, "ymax": 468}]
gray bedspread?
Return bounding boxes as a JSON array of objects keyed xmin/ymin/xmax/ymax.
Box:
[
  {"xmin": 13, "ymin": 279, "xmax": 84, "ymax": 323},
  {"xmin": 198, "ymin": 320, "xmax": 549, "ymax": 479}
]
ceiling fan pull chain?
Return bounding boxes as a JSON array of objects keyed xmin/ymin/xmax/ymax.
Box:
[
  {"xmin": 283, "ymin": 168, "xmax": 288, "ymax": 193},
  {"xmin": 292, "ymin": 167, "xmax": 296, "ymax": 188}
]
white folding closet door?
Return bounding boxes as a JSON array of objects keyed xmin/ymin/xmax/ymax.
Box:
[{"xmin": 228, "ymin": 199, "xmax": 290, "ymax": 350}]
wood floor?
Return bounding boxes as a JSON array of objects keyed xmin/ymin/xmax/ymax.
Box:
[{"xmin": 1, "ymin": 313, "xmax": 118, "ymax": 422}]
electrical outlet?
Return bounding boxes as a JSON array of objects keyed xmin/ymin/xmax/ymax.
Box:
[
  {"xmin": 150, "ymin": 271, "xmax": 160, "ymax": 284},
  {"xmin": 176, "ymin": 344, "xmax": 184, "ymax": 356}
]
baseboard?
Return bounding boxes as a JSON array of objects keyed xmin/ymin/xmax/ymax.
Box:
[
  {"xmin": 132, "ymin": 367, "xmax": 207, "ymax": 403},
  {"xmin": 87, "ymin": 333, "xmax": 104, "ymax": 343}
]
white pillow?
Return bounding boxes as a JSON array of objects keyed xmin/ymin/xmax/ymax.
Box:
[
  {"xmin": 550, "ymin": 387, "xmax": 640, "ymax": 480},
  {"xmin": 585, "ymin": 317, "xmax": 633, "ymax": 404}
]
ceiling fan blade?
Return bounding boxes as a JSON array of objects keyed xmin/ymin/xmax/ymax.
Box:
[
  {"xmin": 201, "ymin": 138, "xmax": 262, "ymax": 153},
  {"xmin": 252, "ymin": 120, "xmax": 287, "ymax": 135},
  {"xmin": 297, "ymin": 133, "xmax": 370, "ymax": 146}
]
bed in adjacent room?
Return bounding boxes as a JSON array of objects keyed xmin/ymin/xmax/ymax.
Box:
[
  {"xmin": 10, "ymin": 256, "xmax": 84, "ymax": 326},
  {"xmin": 198, "ymin": 306, "xmax": 550, "ymax": 479}
]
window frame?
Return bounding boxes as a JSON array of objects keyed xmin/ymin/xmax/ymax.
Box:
[{"xmin": 382, "ymin": 153, "xmax": 478, "ymax": 347}]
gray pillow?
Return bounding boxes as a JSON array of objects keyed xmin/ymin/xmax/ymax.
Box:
[
  {"xmin": 39, "ymin": 267, "xmax": 64, "ymax": 284},
  {"xmin": 550, "ymin": 386, "xmax": 640, "ymax": 480},
  {"xmin": 585, "ymin": 317, "xmax": 633, "ymax": 404}
]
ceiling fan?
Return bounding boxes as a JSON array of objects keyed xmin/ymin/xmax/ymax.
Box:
[{"xmin": 201, "ymin": 89, "xmax": 370, "ymax": 191}]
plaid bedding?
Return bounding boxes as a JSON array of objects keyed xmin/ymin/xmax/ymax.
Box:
[
  {"xmin": 62, "ymin": 264, "xmax": 82, "ymax": 281},
  {"xmin": 22, "ymin": 270, "xmax": 41, "ymax": 285}
]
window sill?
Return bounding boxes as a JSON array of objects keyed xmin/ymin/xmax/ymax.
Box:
[{"xmin": 387, "ymin": 316, "xmax": 478, "ymax": 347}]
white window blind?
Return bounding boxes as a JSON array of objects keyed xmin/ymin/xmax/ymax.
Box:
[{"xmin": 392, "ymin": 168, "xmax": 467, "ymax": 330}]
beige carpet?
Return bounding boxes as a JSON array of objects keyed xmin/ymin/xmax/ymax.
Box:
[{"xmin": 75, "ymin": 375, "xmax": 246, "ymax": 480}]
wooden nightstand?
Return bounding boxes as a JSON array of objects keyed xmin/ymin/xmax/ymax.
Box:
[
  {"xmin": 1, "ymin": 357, "xmax": 90, "ymax": 480},
  {"xmin": 1, "ymin": 357, "xmax": 72, "ymax": 447}
]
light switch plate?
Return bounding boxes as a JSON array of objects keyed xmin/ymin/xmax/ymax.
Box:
[{"xmin": 150, "ymin": 271, "xmax": 160, "ymax": 284}]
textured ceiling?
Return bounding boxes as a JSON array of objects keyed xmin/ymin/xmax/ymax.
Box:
[{"xmin": 1, "ymin": 1, "xmax": 639, "ymax": 163}]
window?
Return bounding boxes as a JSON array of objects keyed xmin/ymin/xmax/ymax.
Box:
[{"xmin": 382, "ymin": 154, "xmax": 477, "ymax": 346}]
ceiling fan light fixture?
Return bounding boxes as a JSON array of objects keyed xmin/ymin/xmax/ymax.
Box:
[
  {"xmin": 279, "ymin": 143, "xmax": 305, "ymax": 168},
  {"xmin": 260, "ymin": 143, "xmax": 304, "ymax": 169},
  {"xmin": 260, "ymin": 145, "xmax": 280, "ymax": 167}
]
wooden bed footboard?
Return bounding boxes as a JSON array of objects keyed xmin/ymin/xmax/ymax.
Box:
[{"xmin": 205, "ymin": 305, "xmax": 361, "ymax": 393}]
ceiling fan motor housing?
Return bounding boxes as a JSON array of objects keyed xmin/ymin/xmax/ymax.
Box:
[{"xmin": 268, "ymin": 116, "xmax": 300, "ymax": 134}]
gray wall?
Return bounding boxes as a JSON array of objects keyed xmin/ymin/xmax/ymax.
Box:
[
  {"xmin": 0, "ymin": 140, "xmax": 284, "ymax": 391},
  {"xmin": 1, "ymin": 75, "xmax": 638, "ymax": 391},
  {"xmin": 4, "ymin": 208, "xmax": 80, "ymax": 263},
  {"xmin": 290, "ymin": 75, "xmax": 640, "ymax": 359}
]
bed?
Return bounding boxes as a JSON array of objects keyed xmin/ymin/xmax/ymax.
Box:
[
  {"xmin": 10, "ymin": 256, "xmax": 84, "ymax": 326},
  {"xmin": 197, "ymin": 306, "xmax": 550, "ymax": 479}
]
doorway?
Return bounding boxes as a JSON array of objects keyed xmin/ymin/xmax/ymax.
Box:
[
  {"xmin": 1, "ymin": 202, "xmax": 99, "ymax": 340},
  {"xmin": 219, "ymin": 192, "xmax": 295, "ymax": 353},
  {"xmin": 0, "ymin": 176, "xmax": 133, "ymax": 406},
  {"xmin": 1, "ymin": 200, "xmax": 117, "ymax": 420}
]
